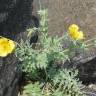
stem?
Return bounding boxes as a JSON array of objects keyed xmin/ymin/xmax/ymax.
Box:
[
  {"xmin": 62, "ymin": 49, "xmax": 69, "ymax": 53},
  {"xmin": 14, "ymin": 41, "xmax": 22, "ymax": 48},
  {"xmin": 84, "ymin": 37, "xmax": 96, "ymax": 43},
  {"xmin": 85, "ymin": 43, "xmax": 94, "ymax": 47},
  {"xmin": 39, "ymin": 0, "xmax": 42, "ymax": 10},
  {"xmin": 44, "ymin": 69, "xmax": 48, "ymax": 82}
]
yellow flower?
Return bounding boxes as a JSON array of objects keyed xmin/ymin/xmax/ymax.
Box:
[
  {"xmin": 68, "ymin": 24, "xmax": 84, "ymax": 40},
  {"xmin": 0, "ymin": 37, "xmax": 15, "ymax": 57},
  {"xmin": 76, "ymin": 31, "xmax": 84, "ymax": 40},
  {"xmin": 70, "ymin": 31, "xmax": 84, "ymax": 40},
  {"xmin": 68, "ymin": 24, "xmax": 79, "ymax": 34}
]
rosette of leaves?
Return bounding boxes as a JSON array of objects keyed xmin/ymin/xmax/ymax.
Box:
[
  {"xmin": 21, "ymin": 69, "xmax": 85, "ymax": 96},
  {"xmin": 23, "ymin": 82, "xmax": 43, "ymax": 96},
  {"xmin": 52, "ymin": 69, "xmax": 85, "ymax": 96},
  {"xmin": 15, "ymin": 9, "xmax": 69, "ymax": 81},
  {"xmin": 15, "ymin": 40, "xmax": 49, "ymax": 80},
  {"xmin": 15, "ymin": 8, "xmax": 85, "ymax": 96}
]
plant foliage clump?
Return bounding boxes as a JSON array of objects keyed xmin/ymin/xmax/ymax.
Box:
[{"xmin": 15, "ymin": 9, "xmax": 85, "ymax": 96}]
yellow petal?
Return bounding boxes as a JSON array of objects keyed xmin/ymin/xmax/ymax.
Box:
[
  {"xmin": 7, "ymin": 39, "xmax": 15, "ymax": 53},
  {"xmin": 69, "ymin": 31, "xmax": 84, "ymax": 40},
  {"xmin": 69, "ymin": 31, "xmax": 78, "ymax": 40},
  {"xmin": 68, "ymin": 24, "xmax": 79, "ymax": 34},
  {"xmin": 0, "ymin": 51, "xmax": 8, "ymax": 57},
  {"xmin": 0, "ymin": 37, "xmax": 15, "ymax": 57},
  {"xmin": 77, "ymin": 31, "xmax": 84, "ymax": 40}
]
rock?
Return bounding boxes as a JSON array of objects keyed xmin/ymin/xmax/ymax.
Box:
[
  {"xmin": 82, "ymin": 84, "xmax": 96, "ymax": 96},
  {"xmin": 0, "ymin": 0, "xmax": 38, "ymax": 96},
  {"xmin": 0, "ymin": 55, "xmax": 21, "ymax": 96},
  {"xmin": 0, "ymin": 0, "xmax": 33, "ymax": 39},
  {"xmin": 70, "ymin": 53, "xmax": 96, "ymax": 83},
  {"xmin": 0, "ymin": 0, "xmax": 18, "ymax": 23},
  {"xmin": 88, "ymin": 84, "xmax": 96, "ymax": 91}
]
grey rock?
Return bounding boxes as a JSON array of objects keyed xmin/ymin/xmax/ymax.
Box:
[{"xmin": 0, "ymin": 0, "xmax": 36, "ymax": 96}]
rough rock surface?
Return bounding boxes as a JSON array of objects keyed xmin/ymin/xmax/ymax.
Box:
[
  {"xmin": 0, "ymin": 0, "xmax": 33, "ymax": 39},
  {"xmin": 0, "ymin": 56, "xmax": 20, "ymax": 96},
  {"xmin": 0, "ymin": 0, "xmax": 35, "ymax": 96},
  {"xmin": 70, "ymin": 53, "xmax": 96, "ymax": 84}
]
